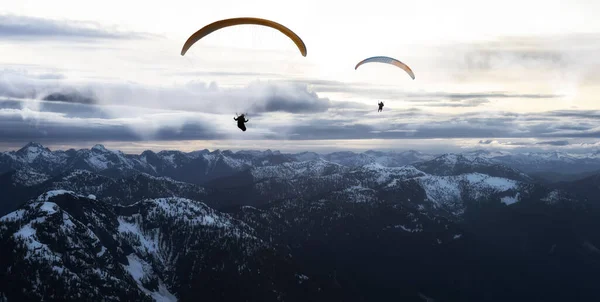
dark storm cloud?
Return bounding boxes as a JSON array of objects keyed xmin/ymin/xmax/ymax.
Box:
[{"xmin": 0, "ymin": 14, "xmax": 157, "ymax": 41}]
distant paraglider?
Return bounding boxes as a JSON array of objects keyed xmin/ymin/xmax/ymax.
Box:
[
  {"xmin": 180, "ymin": 17, "xmax": 307, "ymax": 57},
  {"xmin": 234, "ymin": 113, "xmax": 249, "ymax": 131},
  {"xmin": 355, "ymin": 56, "xmax": 415, "ymax": 80},
  {"xmin": 355, "ymin": 56, "xmax": 415, "ymax": 113}
]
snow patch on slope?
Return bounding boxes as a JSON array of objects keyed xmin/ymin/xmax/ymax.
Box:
[
  {"xmin": 149, "ymin": 198, "xmax": 232, "ymax": 228},
  {"xmin": 464, "ymin": 173, "xmax": 518, "ymax": 191},
  {"xmin": 416, "ymin": 173, "xmax": 520, "ymax": 215},
  {"xmin": 36, "ymin": 190, "xmax": 79, "ymax": 202},
  {"xmin": 123, "ymin": 254, "xmax": 178, "ymax": 302},
  {"xmin": 501, "ymin": 193, "xmax": 520, "ymax": 205}
]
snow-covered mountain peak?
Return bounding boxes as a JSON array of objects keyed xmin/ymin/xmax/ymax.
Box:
[
  {"xmin": 90, "ymin": 144, "xmax": 127, "ymax": 157},
  {"xmin": 36, "ymin": 189, "xmax": 81, "ymax": 203},
  {"xmin": 17, "ymin": 142, "xmax": 47, "ymax": 153},
  {"xmin": 14, "ymin": 142, "xmax": 53, "ymax": 163},
  {"xmin": 91, "ymin": 144, "xmax": 109, "ymax": 152}
]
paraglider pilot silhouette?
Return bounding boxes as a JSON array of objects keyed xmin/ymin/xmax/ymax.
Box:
[
  {"xmin": 378, "ymin": 101, "xmax": 384, "ymax": 112},
  {"xmin": 234, "ymin": 113, "xmax": 249, "ymax": 131}
]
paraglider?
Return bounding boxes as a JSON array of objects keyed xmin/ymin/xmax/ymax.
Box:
[
  {"xmin": 234, "ymin": 113, "xmax": 249, "ymax": 131},
  {"xmin": 378, "ymin": 101, "xmax": 384, "ymax": 112},
  {"xmin": 355, "ymin": 56, "xmax": 415, "ymax": 80},
  {"xmin": 180, "ymin": 17, "xmax": 307, "ymax": 57}
]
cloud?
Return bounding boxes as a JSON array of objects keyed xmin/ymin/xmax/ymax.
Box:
[
  {"xmin": 2, "ymin": 94, "xmax": 600, "ymax": 148},
  {"xmin": 424, "ymin": 92, "xmax": 561, "ymax": 99},
  {"xmin": 460, "ymin": 48, "xmax": 566, "ymax": 71},
  {"xmin": 0, "ymin": 72, "xmax": 336, "ymax": 115},
  {"xmin": 535, "ymin": 140, "xmax": 570, "ymax": 146},
  {"xmin": 0, "ymin": 79, "xmax": 337, "ymax": 143},
  {"xmin": 478, "ymin": 139, "xmax": 570, "ymax": 146},
  {"xmin": 412, "ymin": 98, "xmax": 491, "ymax": 108},
  {"xmin": 35, "ymin": 73, "xmax": 66, "ymax": 80},
  {"xmin": 247, "ymin": 84, "xmax": 331, "ymax": 113},
  {"xmin": 294, "ymin": 78, "xmax": 564, "ymax": 100},
  {"xmin": 0, "ymin": 14, "xmax": 157, "ymax": 41},
  {"xmin": 0, "ymin": 103, "xmax": 223, "ymax": 143},
  {"xmin": 0, "ymin": 69, "xmax": 67, "ymax": 99},
  {"xmin": 42, "ymin": 89, "xmax": 98, "ymax": 105},
  {"xmin": 447, "ymin": 33, "xmax": 600, "ymax": 71},
  {"xmin": 173, "ymin": 71, "xmax": 283, "ymax": 78},
  {"xmin": 2, "ymin": 65, "xmax": 600, "ymax": 146},
  {"xmin": 277, "ymin": 108, "xmax": 600, "ymax": 141},
  {"xmin": 0, "ymin": 69, "xmax": 97, "ymax": 105},
  {"xmin": 545, "ymin": 110, "xmax": 600, "ymax": 119},
  {"xmin": 432, "ymin": 33, "xmax": 600, "ymax": 94}
]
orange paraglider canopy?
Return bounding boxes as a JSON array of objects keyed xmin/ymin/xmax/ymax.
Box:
[{"xmin": 180, "ymin": 17, "xmax": 307, "ymax": 57}]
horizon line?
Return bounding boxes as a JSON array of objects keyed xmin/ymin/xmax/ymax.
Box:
[{"xmin": 2, "ymin": 141, "xmax": 599, "ymax": 156}]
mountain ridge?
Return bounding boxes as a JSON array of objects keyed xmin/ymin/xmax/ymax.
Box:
[{"xmin": 3, "ymin": 142, "xmax": 600, "ymax": 301}]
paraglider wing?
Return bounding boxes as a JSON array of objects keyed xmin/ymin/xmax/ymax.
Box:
[
  {"xmin": 181, "ymin": 17, "xmax": 307, "ymax": 57},
  {"xmin": 355, "ymin": 56, "xmax": 415, "ymax": 80}
]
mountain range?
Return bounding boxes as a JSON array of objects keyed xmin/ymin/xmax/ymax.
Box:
[{"xmin": 1, "ymin": 142, "xmax": 600, "ymax": 301}]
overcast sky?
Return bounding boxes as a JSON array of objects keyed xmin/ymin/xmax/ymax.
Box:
[{"xmin": 0, "ymin": 0, "xmax": 599, "ymax": 153}]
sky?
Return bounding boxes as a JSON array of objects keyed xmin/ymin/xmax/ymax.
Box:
[{"xmin": 1, "ymin": 0, "xmax": 600, "ymax": 154}]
